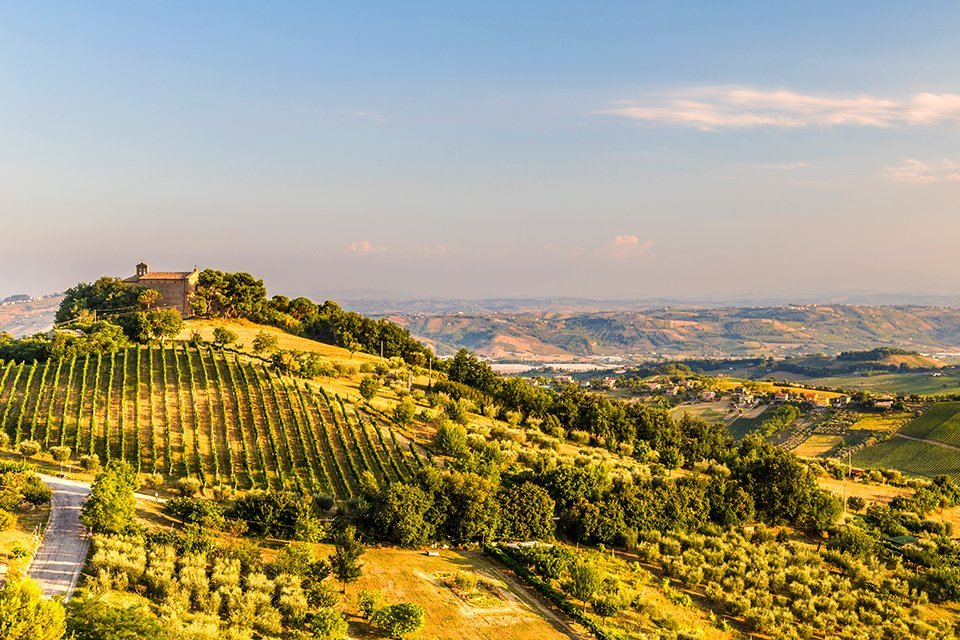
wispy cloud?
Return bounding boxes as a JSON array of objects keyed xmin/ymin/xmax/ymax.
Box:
[
  {"xmin": 885, "ymin": 158, "xmax": 960, "ymax": 183},
  {"xmin": 600, "ymin": 87, "xmax": 960, "ymax": 130},
  {"xmin": 762, "ymin": 161, "xmax": 810, "ymax": 170},
  {"xmin": 346, "ymin": 240, "xmax": 386, "ymax": 255},
  {"xmin": 341, "ymin": 109, "xmax": 386, "ymax": 122}
]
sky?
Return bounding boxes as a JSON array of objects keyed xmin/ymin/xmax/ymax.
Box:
[{"xmin": 1, "ymin": 1, "xmax": 959, "ymax": 301}]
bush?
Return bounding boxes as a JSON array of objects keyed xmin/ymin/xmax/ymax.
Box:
[
  {"xmin": 358, "ymin": 589, "xmax": 382, "ymax": 619},
  {"xmin": 371, "ymin": 602, "xmax": 426, "ymax": 639},
  {"xmin": 847, "ymin": 496, "xmax": 866, "ymax": 512},
  {"xmin": 0, "ymin": 509, "xmax": 17, "ymax": 531},
  {"xmin": 163, "ymin": 497, "xmax": 226, "ymax": 529},
  {"xmin": 310, "ymin": 607, "xmax": 348, "ymax": 639},
  {"xmin": 79, "ymin": 454, "xmax": 101, "ymax": 474}
]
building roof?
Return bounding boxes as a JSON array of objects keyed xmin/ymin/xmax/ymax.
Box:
[{"xmin": 124, "ymin": 271, "xmax": 194, "ymax": 282}]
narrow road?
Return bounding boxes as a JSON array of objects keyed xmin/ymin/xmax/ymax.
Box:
[
  {"xmin": 894, "ymin": 432, "xmax": 960, "ymax": 452},
  {"xmin": 27, "ymin": 475, "xmax": 91, "ymax": 601}
]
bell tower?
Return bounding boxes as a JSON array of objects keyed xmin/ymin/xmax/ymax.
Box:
[{"xmin": 136, "ymin": 262, "xmax": 149, "ymax": 277}]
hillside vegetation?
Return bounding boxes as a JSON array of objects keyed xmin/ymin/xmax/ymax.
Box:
[{"xmin": 855, "ymin": 403, "xmax": 960, "ymax": 480}]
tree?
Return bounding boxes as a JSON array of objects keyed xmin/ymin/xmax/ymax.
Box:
[
  {"xmin": 0, "ymin": 575, "xmax": 66, "ymax": 640},
  {"xmin": 66, "ymin": 597, "xmax": 167, "ymax": 640},
  {"xmin": 567, "ymin": 560, "xmax": 602, "ymax": 612},
  {"xmin": 137, "ymin": 289, "xmax": 161, "ymax": 310},
  {"xmin": 358, "ymin": 376, "xmax": 381, "ymax": 402},
  {"xmin": 392, "ymin": 397, "xmax": 416, "ymax": 426},
  {"xmin": 366, "ymin": 482, "xmax": 434, "ymax": 547},
  {"xmin": 49, "ymin": 446, "xmax": 71, "ymax": 472},
  {"xmin": 329, "ymin": 525, "xmax": 365, "ymax": 593},
  {"xmin": 252, "ymin": 330, "xmax": 279, "ymax": 354},
  {"xmin": 499, "ymin": 481, "xmax": 555, "ymax": 541},
  {"xmin": 288, "ymin": 297, "xmax": 319, "ymax": 320},
  {"xmin": 434, "ymin": 421, "xmax": 468, "ymax": 456},
  {"xmin": 371, "ymin": 602, "xmax": 425, "ymax": 639},
  {"xmin": 212, "ymin": 326, "xmax": 238, "ymax": 345},
  {"xmin": 80, "ymin": 461, "xmax": 138, "ymax": 534},
  {"xmin": 17, "ymin": 440, "xmax": 41, "ymax": 459}
]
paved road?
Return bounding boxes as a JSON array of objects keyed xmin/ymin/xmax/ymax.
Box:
[{"xmin": 27, "ymin": 475, "xmax": 91, "ymax": 601}]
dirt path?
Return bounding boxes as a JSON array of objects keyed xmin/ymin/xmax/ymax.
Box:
[
  {"xmin": 28, "ymin": 475, "xmax": 91, "ymax": 601},
  {"xmin": 467, "ymin": 551, "xmax": 589, "ymax": 640},
  {"xmin": 894, "ymin": 433, "xmax": 960, "ymax": 452}
]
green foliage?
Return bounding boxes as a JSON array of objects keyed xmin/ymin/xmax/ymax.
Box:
[
  {"xmin": 370, "ymin": 602, "xmax": 425, "ymax": 640},
  {"xmin": 163, "ymin": 497, "xmax": 226, "ymax": 529},
  {"xmin": 227, "ymin": 491, "xmax": 314, "ymax": 538},
  {"xmin": 498, "ymin": 481, "xmax": 555, "ymax": 541},
  {"xmin": 212, "ymin": 326, "xmax": 238, "ymax": 345},
  {"xmin": 434, "ymin": 421, "xmax": 468, "ymax": 456},
  {"xmin": 252, "ymin": 330, "xmax": 279, "ymax": 354},
  {"xmin": 364, "ymin": 482, "xmax": 434, "ymax": 547},
  {"xmin": 358, "ymin": 376, "xmax": 381, "ymax": 402},
  {"xmin": 566, "ymin": 559, "xmax": 603, "ymax": 609},
  {"xmin": 81, "ymin": 461, "xmax": 139, "ymax": 534},
  {"xmin": 67, "ymin": 596, "xmax": 167, "ymax": 640},
  {"xmin": 308, "ymin": 608, "xmax": 347, "ymax": 639},
  {"xmin": 329, "ymin": 525, "xmax": 365, "ymax": 592},
  {"xmin": 16, "ymin": 439, "xmax": 41, "ymax": 458},
  {"xmin": 0, "ymin": 576, "xmax": 66, "ymax": 640},
  {"xmin": 358, "ymin": 589, "xmax": 383, "ymax": 619},
  {"xmin": 392, "ymin": 397, "xmax": 416, "ymax": 426},
  {"xmin": 192, "ymin": 270, "xmax": 268, "ymax": 319}
]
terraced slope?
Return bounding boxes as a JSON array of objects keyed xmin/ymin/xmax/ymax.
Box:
[{"xmin": 0, "ymin": 345, "xmax": 418, "ymax": 496}]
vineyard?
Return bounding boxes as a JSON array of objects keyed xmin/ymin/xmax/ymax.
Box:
[
  {"xmin": 899, "ymin": 402, "xmax": 960, "ymax": 446},
  {"xmin": 0, "ymin": 345, "xmax": 421, "ymax": 497},
  {"xmin": 853, "ymin": 437, "xmax": 960, "ymax": 481}
]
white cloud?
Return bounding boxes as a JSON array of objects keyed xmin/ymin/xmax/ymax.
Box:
[
  {"xmin": 346, "ymin": 240, "xmax": 386, "ymax": 255},
  {"xmin": 600, "ymin": 87, "xmax": 960, "ymax": 130},
  {"xmin": 608, "ymin": 235, "xmax": 654, "ymax": 262},
  {"xmin": 884, "ymin": 158, "xmax": 960, "ymax": 183}
]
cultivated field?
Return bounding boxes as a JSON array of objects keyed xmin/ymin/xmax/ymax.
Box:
[{"xmin": 0, "ymin": 345, "xmax": 421, "ymax": 495}]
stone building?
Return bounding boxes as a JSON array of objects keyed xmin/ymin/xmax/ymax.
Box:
[{"xmin": 123, "ymin": 262, "xmax": 199, "ymax": 317}]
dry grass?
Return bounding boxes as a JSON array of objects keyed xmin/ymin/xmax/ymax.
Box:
[
  {"xmin": 310, "ymin": 544, "xmax": 580, "ymax": 640},
  {"xmin": 794, "ymin": 434, "xmax": 844, "ymax": 457}
]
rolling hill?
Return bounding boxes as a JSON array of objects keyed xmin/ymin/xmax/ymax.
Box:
[{"xmin": 390, "ymin": 305, "xmax": 960, "ymax": 359}]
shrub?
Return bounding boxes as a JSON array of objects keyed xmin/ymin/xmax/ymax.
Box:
[
  {"xmin": 0, "ymin": 509, "xmax": 17, "ymax": 531},
  {"xmin": 310, "ymin": 607, "xmax": 348, "ymax": 639},
  {"xmin": 371, "ymin": 602, "xmax": 426, "ymax": 639},
  {"xmin": 79, "ymin": 454, "xmax": 101, "ymax": 474},
  {"xmin": 847, "ymin": 496, "xmax": 866, "ymax": 512},
  {"xmin": 358, "ymin": 589, "xmax": 383, "ymax": 619}
]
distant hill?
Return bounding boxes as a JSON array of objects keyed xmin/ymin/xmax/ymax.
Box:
[
  {"xmin": 389, "ymin": 305, "xmax": 960, "ymax": 360},
  {"xmin": 0, "ymin": 294, "xmax": 62, "ymax": 338}
]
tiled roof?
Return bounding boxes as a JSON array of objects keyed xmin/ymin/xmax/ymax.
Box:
[{"xmin": 125, "ymin": 272, "xmax": 193, "ymax": 281}]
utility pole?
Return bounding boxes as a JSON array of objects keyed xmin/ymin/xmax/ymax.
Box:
[
  {"xmin": 428, "ymin": 356, "xmax": 433, "ymax": 391},
  {"xmin": 380, "ymin": 340, "xmax": 384, "ymax": 359}
]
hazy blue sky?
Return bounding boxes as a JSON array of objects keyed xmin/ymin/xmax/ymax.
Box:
[{"xmin": 2, "ymin": 2, "xmax": 959, "ymax": 300}]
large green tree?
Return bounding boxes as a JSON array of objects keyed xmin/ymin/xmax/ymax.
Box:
[
  {"xmin": 80, "ymin": 460, "xmax": 138, "ymax": 534},
  {"xmin": 0, "ymin": 576, "xmax": 66, "ymax": 640}
]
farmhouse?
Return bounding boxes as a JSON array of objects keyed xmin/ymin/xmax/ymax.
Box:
[{"xmin": 123, "ymin": 262, "xmax": 199, "ymax": 317}]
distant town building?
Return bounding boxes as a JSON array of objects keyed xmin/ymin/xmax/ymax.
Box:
[
  {"xmin": 700, "ymin": 390, "xmax": 716, "ymax": 401},
  {"xmin": 123, "ymin": 262, "xmax": 199, "ymax": 317}
]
